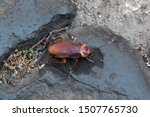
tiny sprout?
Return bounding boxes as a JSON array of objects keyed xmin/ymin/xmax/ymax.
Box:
[{"xmin": 23, "ymin": 49, "xmax": 33, "ymax": 59}]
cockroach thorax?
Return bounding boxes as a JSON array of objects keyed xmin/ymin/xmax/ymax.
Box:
[{"xmin": 80, "ymin": 43, "xmax": 91, "ymax": 58}]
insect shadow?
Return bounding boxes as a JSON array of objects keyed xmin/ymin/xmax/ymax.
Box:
[{"xmin": 45, "ymin": 48, "xmax": 104, "ymax": 76}]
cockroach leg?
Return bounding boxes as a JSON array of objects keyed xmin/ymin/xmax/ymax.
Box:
[
  {"xmin": 68, "ymin": 70, "xmax": 73, "ymax": 78},
  {"xmin": 68, "ymin": 33, "xmax": 77, "ymax": 43},
  {"xmin": 72, "ymin": 58, "xmax": 78, "ymax": 70},
  {"xmin": 56, "ymin": 36, "xmax": 65, "ymax": 42},
  {"xmin": 86, "ymin": 57, "xmax": 94, "ymax": 63},
  {"xmin": 68, "ymin": 58, "xmax": 78, "ymax": 78},
  {"xmin": 48, "ymin": 58, "xmax": 67, "ymax": 64},
  {"xmin": 62, "ymin": 58, "xmax": 67, "ymax": 64}
]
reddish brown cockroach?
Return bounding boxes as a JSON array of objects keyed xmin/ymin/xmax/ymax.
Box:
[
  {"xmin": 29, "ymin": 27, "xmax": 93, "ymax": 76},
  {"xmin": 48, "ymin": 34, "xmax": 93, "ymax": 76}
]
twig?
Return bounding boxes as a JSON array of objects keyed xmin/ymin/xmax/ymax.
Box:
[
  {"xmin": 49, "ymin": 27, "xmax": 68, "ymax": 35},
  {"xmin": 29, "ymin": 27, "xmax": 68, "ymax": 50},
  {"xmin": 29, "ymin": 37, "xmax": 46, "ymax": 50}
]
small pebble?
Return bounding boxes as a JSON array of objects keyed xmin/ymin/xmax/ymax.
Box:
[
  {"xmin": 146, "ymin": 62, "xmax": 150, "ymax": 67},
  {"xmin": 38, "ymin": 64, "xmax": 46, "ymax": 69}
]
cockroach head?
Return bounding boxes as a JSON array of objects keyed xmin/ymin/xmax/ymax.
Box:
[{"xmin": 80, "ymin": 43, "xmax": 91, "ymax": 58}]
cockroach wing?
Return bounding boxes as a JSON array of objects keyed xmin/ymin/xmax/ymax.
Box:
[{"xmin": 48, "ymin": 42, "xmax": 81, "ymax": 58}]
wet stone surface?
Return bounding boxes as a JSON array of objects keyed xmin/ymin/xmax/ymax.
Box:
[
  {"xmin": 0, "ymin": 0, "xmax": 74, "ymax": 56},
  {"xmin": 1, "ymin": 26, "xmax": 150, "ymax": 99}
]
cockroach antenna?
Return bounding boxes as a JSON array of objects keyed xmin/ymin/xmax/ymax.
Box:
[
  {"xmin": 98, "ymin": 43, "xmax": 110, "ymax": 49},
  {"xmin": 86, "ymin": 57, "xmax": 94, "ymax": 63},
  {"xmin": 84, "ymin": 35, "xmax": 92, "ymax": 44}
]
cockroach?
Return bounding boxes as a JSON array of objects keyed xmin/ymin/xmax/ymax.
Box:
[
  {"xmin": 48, "ymin": 34, "xmax": 93, "ymax": 75},
  {"xmin": 29, "ymin": 27, "xmax": 93, "ymax": 76}
]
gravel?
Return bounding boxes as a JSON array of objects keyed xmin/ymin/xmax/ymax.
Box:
[{"xmin": 71, "ymin": 0, "xmax": 150, "ymax": 47}]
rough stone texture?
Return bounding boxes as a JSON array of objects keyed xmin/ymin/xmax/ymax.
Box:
[
  {"xmin": 0, "ymin": 0, "xmax": 150, "ymax": 100},
  {"xmin": 0, "ymin": 0, "xmax": 20, "ymax": 18},
  {"xmin": 71, "ymin": 0, "xmax": 150, "ymax": 47},
  {"xmin": 0, "ymin": 0, "xmax": 74, "ymax": 56},
  {"xmin": 16, "ymin": 72, "xmax": 102, "ymax": 100},
  {"xmin": 1, "ymin": 26, "xmax": 150, "ymax": 100}
]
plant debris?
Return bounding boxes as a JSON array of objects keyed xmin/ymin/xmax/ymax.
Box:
[
  {"xmin": 0, "ymin": 48, "xmax": 39, "ymax": 85},
  {"xmin": 0, "ymin": 27, "xmax": 68, "ymax": 85}
]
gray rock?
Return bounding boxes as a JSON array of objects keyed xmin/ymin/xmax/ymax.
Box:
[
  {"xmin": 71, "ymin": 0, "xmax": 150, "ymax": 47},
  {"xmin": 0, "ymin": 0, "xmax": 74, "ymax": 56},
  {"xmin": 7, "ymin": 26, "xmax": 150, "ymax": 99}
]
